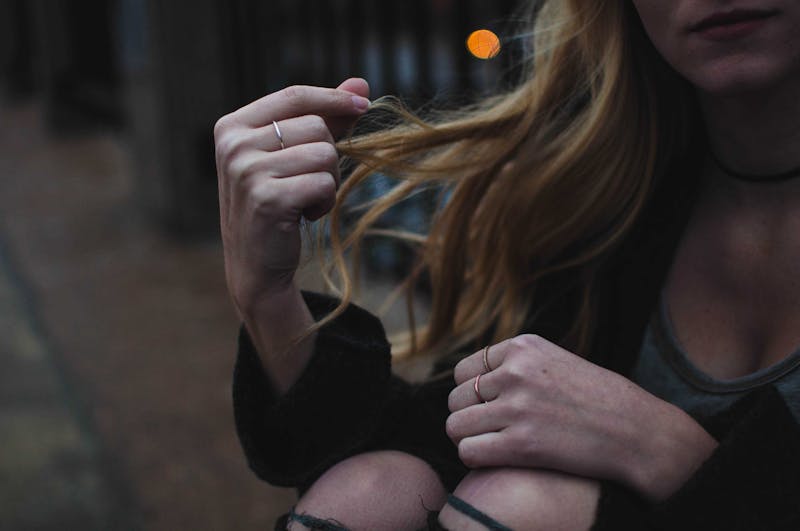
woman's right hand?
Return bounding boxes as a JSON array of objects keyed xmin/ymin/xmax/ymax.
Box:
[{"xmin": 214, "ymin": 78, "xmax": 370, "ymax": 317}]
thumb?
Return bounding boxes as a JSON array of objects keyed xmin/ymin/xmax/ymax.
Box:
[
  {"xmin": 336, "ymin": 77, "xmax": 370, "ymax": 100},
  {"xmin": 328, "ymin": 78, "xmax": 370, "ymax": 139}
]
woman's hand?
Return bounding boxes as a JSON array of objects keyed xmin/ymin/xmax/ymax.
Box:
[
  {"xmin": 214, "ymin": 79, "xmax": 370, "ymax": 315},
  {"xmin": 214, "ymin": 79, "xmax": 370, "ymax": 393},
  {"xmin": 446, "ymin": 334, "xmax": 719, "ymax": 501}
]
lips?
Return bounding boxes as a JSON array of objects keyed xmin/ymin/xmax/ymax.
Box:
[{"xmin": 690, "ymin": 9, "xmax": 778, "ymax": 33}]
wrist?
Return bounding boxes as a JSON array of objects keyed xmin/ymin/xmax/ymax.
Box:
[
  {"xmin": 629, "ymin": 402, "xmax": 718, "ymax": 501},
  {"xmin": 239, "ymin": 284, "xmax": 318, "ymax": 394},
  {"xmin": 234, "ymin": 277, "xmax": 300, "ymax": 320},
  {"xmin": 245, "ymin": 282, "xmax": 299, "ymax": 311}
]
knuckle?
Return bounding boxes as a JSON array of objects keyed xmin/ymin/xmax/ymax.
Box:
[
  {"xmin": 249, "ymin": 183, "xmax": 281, "ymax": 213},
  {"xmin": 513, "ymin": 333, "xmax": 545, "ymax": 350},
  {"xmin": 317, "ymin": 172, "xmax": 337, "ymax": 195},
  {"xmin": 307, "ymin": 114, "xmax": 329, "ymax": 138},
  {"xmin": 447, "ymin": 389, "xmax": 459, "ymax": 412},
  {"xmin": 213, "ymin": 115, "xmax": 232, "ymax": 139},
  {"xmin": 528, "ymin": 334, "xmax": 548, "ymax": 348},
  {"xmin": 453, "ymin": 360, "xmax": 467, "ymax": 384},
  {"xmin": 445, "ymin": 414, "xmax": 460, "ymax": 441},
  {"xmin": 216, "ymin": 134, "xmax": 247, "ymax": 169},
  {"xmin": 232, "ymin": 156, "xmax": 264, "ymax": 181},
  {"xmin": 505, "ymin": 394, "xmax": 527, "ymax": 416},
  {"xmin": 508, "ymin": 335, "xmax": 528, "ymax": 353},
  {"xmin": 501, "ymin": 360, "xmax": 526, "ymax": 384},
  {"xmin": 239, "ymin": 175, "xmax": 260, "ymax": 196},
  {"xmin": 282, "ymin": 85, "xmax": 309, "ymax": 107},
  {"xmin": 314, "ymin": 142, "xmax": 340, "ymax": 167},
  {"xmin": 306, "ymin": 175, "xmax": 336, "ymax": 215}
]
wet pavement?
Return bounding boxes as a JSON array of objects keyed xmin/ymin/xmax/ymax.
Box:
[
  {"xmin": 0, "ymin": 235, "xmax": 130, "ymax": 530},
  {"xmin": 0, "ymin": 101, "xmax": 295, "ymax": 530}
]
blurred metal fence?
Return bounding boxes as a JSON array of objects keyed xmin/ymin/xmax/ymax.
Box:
[
  {"xmin": 224, "ymin": 0, "xmax": 523, "ymax": 106},
  {"xmin": 0, "ymin": 0, "xmax": 123, "ymax": 128},
  {"xmin": 1, "ymin": 0, "xmax": 524, "ymax": 243}
]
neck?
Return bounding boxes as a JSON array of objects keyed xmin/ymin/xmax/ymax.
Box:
[{"xmin": 698, "ymin": 73, "xmax": 800, "ymax": 177}]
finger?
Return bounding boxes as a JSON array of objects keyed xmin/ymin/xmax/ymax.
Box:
[
  {"xmin": 232, "ymin": 84, "xmax": 371, "ymax": 128},
  {"xmin": 448, "ymin": 371, "xmax": 501, "ymax": 412},
  {"xmin": 446, "ymin": 404, "xmax": 506, "ymax": 444},
  {"xmin": 322, "ymin": 78, "xmax": 371, "ymax": 139},
  {"xmin": 453, "ymin": 340, "xmax": 509, "ymax": 386},
  {"xmin": 248, "ymin": 115, "xmax": 335, "ymax": 153},
  {"xmin": 296, "ymin": 173, "xmax": 338, "ymax": 221},
  {"xmin": 327, "ymin": 114, "xmax": 365, "ymax": 141},
  {"xmin": 266, "ymin": 172, "xmax": 338, "ymax": 222},
  {"xmin": 336, "ymin": 77, "xmax": 370, "ymax": 99},
  {"xmin": 457, "ymin": 432, "xmax": 511, "ymax": 469},
  {"xmin": 328, "ymin": 77, "xmax": 372, "ymax": 138},
  {"xmin": 234, "ymin": 142, "xmax": 341, "ymax": 187}
]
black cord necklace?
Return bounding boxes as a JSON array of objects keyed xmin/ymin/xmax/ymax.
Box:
[{"xmin": 710, "ymin": 150, "xmax": 800, "ymax": 183}]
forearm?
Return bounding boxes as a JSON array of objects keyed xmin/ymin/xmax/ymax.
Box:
[
  {"xmin": 239, "ymin": 284, "xmax": 317, "ymax": 395},
  {"xmin": 232, "ymin": 290, "xmax": 407, "ymax": 488},
  {"xmin": 625, "ymin": 398, "xmax": 718, "ymax": 501},
  {"xmin": 597, "ymin": 387, "xmax": 800, "ymax": 530}
]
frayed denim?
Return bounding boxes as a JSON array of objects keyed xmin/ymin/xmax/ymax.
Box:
[{"xmin": 276, "ymin": 494, "xmax": 512, "ymax": 530}]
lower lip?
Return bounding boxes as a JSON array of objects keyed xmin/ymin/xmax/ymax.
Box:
[{"xmin": 695, "ymin": 16, "xmax": 773, "ymax": 41}]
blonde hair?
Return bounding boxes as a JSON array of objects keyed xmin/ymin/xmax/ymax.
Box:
[{"xmin": 314, "ymin": 0, "xmax": 697, "ymax": 362}]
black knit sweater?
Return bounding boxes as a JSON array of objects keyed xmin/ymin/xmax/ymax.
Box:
[{"xmin": 232, "ymin": 163, "xmax": 800, "ymax": 529}]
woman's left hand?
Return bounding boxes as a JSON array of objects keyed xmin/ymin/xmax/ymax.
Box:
[{"xmin": 446, "ymin": 334, "xmax": 719, "ymax": 501}]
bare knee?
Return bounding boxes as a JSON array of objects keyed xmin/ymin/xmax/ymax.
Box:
[
  {"xmin": 291, "ymin": 450, "xmax": 447, "ymax": 531},
  {"xmin": 438, "ymin": 468, "xmax": 599, "ymax": 531}
]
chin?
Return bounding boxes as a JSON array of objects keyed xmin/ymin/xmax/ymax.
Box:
[{"xmin": 689, "ymin": 57, "xmax": 799, "ymax": 96}]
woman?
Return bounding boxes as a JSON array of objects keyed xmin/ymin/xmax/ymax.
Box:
[{"xmin": 215, "ymin": 0, "xmax": 800, "ymax": 529}]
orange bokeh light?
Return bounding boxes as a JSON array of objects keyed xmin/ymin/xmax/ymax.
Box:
[{"xmin": 466, "ymin": 29, "xmax": 501, "ymax": 60}]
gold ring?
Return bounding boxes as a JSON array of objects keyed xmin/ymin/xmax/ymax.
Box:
[
  {"xmin": 482, "ymin": 345, "xmax": 492, "ymax": 373},
  {"xmin": 474, "ymin": 373, "xmax": 488, "ymax": 404},
  {"xmin": 272, "ymin": 120, "xmax": 285, "ymax": 150}
]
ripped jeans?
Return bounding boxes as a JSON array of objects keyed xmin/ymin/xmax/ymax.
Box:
[{"xmin": 277, "ymin": 494, "xmax": 512, "ymax": 531}]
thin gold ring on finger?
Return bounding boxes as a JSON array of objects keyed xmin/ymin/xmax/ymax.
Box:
[
  {"xmin": 272, "ymin": 120, "xmax": 285, "ymax": 150},
  {"xmin": 474, "ymin": 373, "xmax": 488, "ymax": 404},
  {"xmin": 482, "ymin": 344, "xmax": 492, "ymax": 373}
]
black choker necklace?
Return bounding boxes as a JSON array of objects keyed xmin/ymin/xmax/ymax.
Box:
[{"xmin": 711, "ymin": 151, "xmax": 800, "ymax": 183}]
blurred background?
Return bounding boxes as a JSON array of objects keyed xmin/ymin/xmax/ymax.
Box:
[{"xmin": 0, "ymin": 0, "xmax": 522, "ymax": 529}]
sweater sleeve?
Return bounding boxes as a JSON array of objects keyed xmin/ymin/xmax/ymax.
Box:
[
  {"xmin": 231, "ymin": 291, "xmax": 465, "ymax": 493},
  {"xmin": 591, "ymin": 385, "xmax": 800, "ymax": 530}
]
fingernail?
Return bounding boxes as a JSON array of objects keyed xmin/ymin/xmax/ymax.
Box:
[{"xmin": 352, "ymin": 96, "xmax": 371, "ymax": 111}]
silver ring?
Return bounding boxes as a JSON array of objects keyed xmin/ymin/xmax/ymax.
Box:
[
  {"xmin": 272, "ymin": 120, "xmax": 285, "ymax": 150},
  {"xmin": 482, "ymin": 345, "xmax": 492, "ymax": 373}
]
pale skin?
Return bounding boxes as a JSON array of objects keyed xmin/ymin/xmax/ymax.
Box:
[
  {"xmin": 215, "ymin": 79, "xmax": 371, "ymax": 394},
  {"xmin": 215, "ymin": 0, "xmax": 800, "ymax": 528}
]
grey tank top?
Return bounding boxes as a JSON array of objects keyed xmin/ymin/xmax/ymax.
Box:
[{"xmin": 630, "ymin": 296, "xmax": 800, "ymax": 424}]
